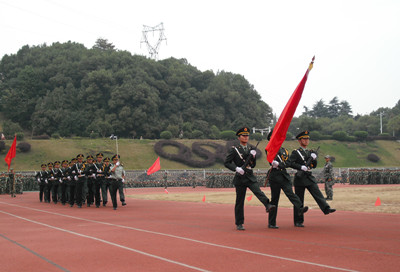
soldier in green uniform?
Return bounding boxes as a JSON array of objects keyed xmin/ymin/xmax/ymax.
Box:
[
  {"xmin": 323, "ymin": 155, "xmax": 334, "ymax": 200},
  {"xmin": 93, "ymin": 153, "xmax": 105, "ymax": 208},
  {"xmin": 109, "ymin": 154, "xmax": 126, "ymax": 210},
  {"xmin": 265, "ymin": 130, "xmax": 308, "ymax": 229},
  {"xmin": 46, "ymin": 162, "xmax": 56, "ymax": 203},
  {"xmin": 35, "ymin": 164, "xmax": 48, "ymax": 202},
  {"xmin": 224, "ymin": 127, "xmax": 275, "ymax": 231},
  {"xmin": 85, "ymin": 155, "xmax": 96, "ymax": 207},
  {"xmin": 101, "ymin": 157, "xmax": 112, "ymax": 206},
  {"xmin": 52, "ymin": 161, "xmax": 62, "ymax": 204},
  {"xmin": 59, "ymin": 160, "xmax": 70, "ymax": 205},
  {"xmin": 290, "ymin": 131, "xmax": 336, "ymax": 227},
  {"xmin": 71, "ymin": 154, "xmax": 86, "ymax": 208}
]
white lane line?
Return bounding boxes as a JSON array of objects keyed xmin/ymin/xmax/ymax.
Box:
[
  {"xmin": 0, "ymin": 210, "xmax": 211, "ymax": 272},
  {"xmin": 0, "ymin": 202, "xmax": 358, "ymax": 272}
]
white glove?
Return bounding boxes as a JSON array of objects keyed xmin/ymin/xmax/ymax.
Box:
[
  {"xmin": 250, "ymin": 150, "xmax": 256, "ymax": 158},
  {"xmin": 59, "ymin": 179, "xmax": 63, "ymax": 183},
  {"xmin": 72, "ymin": 170, "xmax": 76, "ymax": 174},
  {"xmin": 37, "ymin": 178, "xmax": 40, "ymax": 182},
  {"xmin": 122, "ymin": 178, "xmax": 125, "ymax": 183},
  {"xmin": 45, "ymin": 179, "xmax": 48, "ymax": 184},
  {"xmin": 74, "ymin": 176, "xmax": 78, "ymax": 181},
  {"xmin": 301, "ymin": 165, "xmax": 308, "ymax": 171},
  {"xmin": 116, "ymin": 162, "xmax": 120, "ymax": 166},
  {"xmin": 272, "ymin": 160, "xmax": 279, "ymax": 168},
  {"xmin": 97, "ymin": 170, "xmax": 102, "ymax": 173},
  {"xmin": 235, "ymin": 167, "xmax": 245, "ymax": 175},
  {"xmin": 67, "ymin": 176, "xmax": 71, "ymax": 181},
  {"xmin": 311, "ymin": 153, "xmax": 317, "ymax": 160},
  {"xmin": 92, "ymin": 174, "xmax": 96, "ymax": 178}
]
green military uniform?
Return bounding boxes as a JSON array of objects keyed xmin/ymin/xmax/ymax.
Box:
[
  {"xmin": 323, "ymin": 155, "xmax": 334, "ymax": 200},
  {"xmin": 224, "ymin": 127, "xmax": 274, "ymax": 230},
  {"xmin": 93, "ymin": 153, "xmax": 105, "ymax": 208},
  {"xmin": 35, "ymin": 164, "xmax": 48, "ymax": 202},
  {"xmin": 290, "ymin": 131, "xmax": 335, "ymax": 227},
  {"xmin": 109, "ymin": 155, "xmax": 126, "ymax": 210},
  {"xmin": 101, "ymin": 157, "xmax": 112, "ymax": 206},
  {"xmin": 70, "ymin": 154, "xmax": 87, "ymax": 208},
  {"xmin": 266, "ymin": 131, "xmax": 308, "ymax": 228}
]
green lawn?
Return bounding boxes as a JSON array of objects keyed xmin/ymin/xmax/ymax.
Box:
[{"xmin": 1, "ymin": 138, "xmax": 399, "ymax": 171}]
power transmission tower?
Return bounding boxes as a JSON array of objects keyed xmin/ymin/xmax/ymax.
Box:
[{"xmin": 140, "ymin": 22, "xmax": 167, "ymax": 60}]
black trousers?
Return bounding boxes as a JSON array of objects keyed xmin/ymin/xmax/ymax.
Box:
[
  {"xmin": 101, "ymin": 178, "xmax": 111, "ymax": 205},
  {"xmin": 39, "ymin": 183, "xmax": 46, "ymax": 202},
  {"xmin": 69, "ymin": 182, "xmax": 76, "ymax": 206},
  {"xmin": 60, "ymin": 180, "xmax": 67, "ymax": 204},
  {"xmin": 294, "ymin": 183, "xmax": 330, "ymax": 224},
  {"xmin": 94, "ymin": 179, "xmax": 102, "ymax": 207},
  {"xmin": 110, "ymin": 179, "xmax": 125, "ymax": 208},
  {"xmin": 52, "ymin": 182, "xmax": 60, "ymax": 203},
  {"xmin": 234, "ymin": 181, "xmax": 270, "ymax": 226},
  {"xmin": 269, "ymin": 180, "xmax": 303, "ymax": 226},
  {"xmin": 44, "ymin": 181, "xmax": 53, "ymax": 202}
]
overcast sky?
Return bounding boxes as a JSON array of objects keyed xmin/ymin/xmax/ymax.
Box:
[{"xmin": 1, "ymin": 0, "xmax": 399, "ymax": 119}]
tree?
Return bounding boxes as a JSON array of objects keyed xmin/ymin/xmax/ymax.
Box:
[
  {"xmin": 327, "ymin": 97, "xmax": 340, "ymax": 118},
  {"xmin": 310, "ymin": 99, "xmax": 328, "ymax": 118},
  {"xmin": 92, "ymin": 38, "xmax": 116, "ymax": 51},
  {"xmin": 387, "ymin": 115, "xmax": 400, "ymax": 137}
]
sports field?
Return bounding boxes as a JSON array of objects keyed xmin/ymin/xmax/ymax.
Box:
[{"xmin": 1, "ymin": 184, "xmax": 399, "ymax": 272}]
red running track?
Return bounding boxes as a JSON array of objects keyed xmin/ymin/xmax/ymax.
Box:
[{"xmin": 1, "ymin": 187, "xmax": 399, "ymax": 272}]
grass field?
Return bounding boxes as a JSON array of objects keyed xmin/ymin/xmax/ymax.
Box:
[
  {"xmin": 1, "ymin": 137, "xmax": 399, "ymax": 171},
  {"xmin": 127, "ymin": 185, "xmax": 400, "ymax": 214}
]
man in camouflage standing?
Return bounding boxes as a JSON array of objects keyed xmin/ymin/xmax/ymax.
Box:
[{"xmin": 323, "ymin": 155, "xmax": 334, "ymax": 200}]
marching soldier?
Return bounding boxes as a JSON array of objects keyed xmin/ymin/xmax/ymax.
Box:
[
  {"xmin": 224, "ymin": 127, "xmax": 275, "ymax": 231},
  {"xmin": 265, "ymin": 130, "xmax": 308, "ymax": 229},
  {"xmin": 59, "ymin": 160, "xmax": 70, "ymax": 205},
  {"xmin": 85, "ymin": 155, "xmax": 96, "ymax": 207},
  {"xmin": 52, "ymin": 161, "xmax": 62, "ymax": 204},
  {"xmin": 109, "ymin": 154, "xmax": 126, "ymax": 210},
  {"xmin": 93, "ymin": 153, "xmax": 105, "ymax": 208},
  {"xmin": 323, "ymin": 155, "xmax": 334, "ymax": 200},
  {"xmin": 290, "ymin": 131, "xmax": 336, "ymax": 227},
  {"xmin": 70, "ymin": 154, "xmax": 86, "ymax": 208},
  {"xmin": 46, "ymin": 162, "xmax": 56, "ymax": 203},
  {"xmin": 101, "ymin": 157, "xmax": 112, "ymax": 206},
  {"xmin": 35, "ymin": 164, "xmax": 48, "ymax": 202},
  {"xmin": 67, "ymin": 158, "xmax": 77, "ymax": 204}
]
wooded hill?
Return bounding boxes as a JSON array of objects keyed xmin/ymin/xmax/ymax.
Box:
[{"xmin": 0, "ymin": 40, "xmax": 272, "ymax": 139}]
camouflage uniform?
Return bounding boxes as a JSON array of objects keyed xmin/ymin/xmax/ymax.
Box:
[{"xmin": 323, "ymin": 156, "xmax": 334, "ymax": 200}]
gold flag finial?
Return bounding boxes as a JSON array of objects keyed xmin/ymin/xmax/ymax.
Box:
[{"xmin": 308, "ymin": 56, "xmax": 315, "ymax": 71}]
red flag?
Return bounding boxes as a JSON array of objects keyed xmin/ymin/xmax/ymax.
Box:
[
  {"xmin": 375, "ymin": 197, "xmax": 381, "ymax": 206},
  {"xmin": 4, "ymin": 135, "xmax": 17, "ymax": 171},
  {"xmin": 202, "ymin": 195, "xmax": 206, "ymax": 202},
  {"xmin": 147, "ymin": 157, "xmax": 161, "ymax": 175},
  {"xmin": 266, "ymin": 57, "xmax": 315, "ymax": 163}
]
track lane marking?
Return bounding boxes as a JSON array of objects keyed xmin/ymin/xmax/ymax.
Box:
[{"xmin": 1, "ymin": 203, "xmax": 359, "ymax": 272}]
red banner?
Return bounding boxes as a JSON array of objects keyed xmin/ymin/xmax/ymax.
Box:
[
  {"xmin": 4, "ymin": 135, "xmax": 17, "ymax": 171},
  {"xmin": 266, "ymin": 57, "xmax": 314, "ymax": 163},
  {"xmin": 147, "ymin": 157, "xmax": 161, "ymax": 175}
]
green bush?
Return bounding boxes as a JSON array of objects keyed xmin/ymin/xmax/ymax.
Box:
[
  {"xmin": 354, "ymin": 131, "xmax": 368, "ymax": 141},
  {"xmin": 310, "ymin": 131, "xmax": 322, "ymax": 140},
  {"xmin": 17, "ymin": 142, "xmax": 31, "ymax": 152},
  {"xmin": 90, "ymin": 132, "xmax": 100, "ymax": 139},
  {"xmin": 16, "ymin": 132, "xmax": 24, "ymax": 141},
  {"xmin": 367, "ymin": 153, "xmax": 380, "ymax": 162},
  {"xmin": 252, "ymin": 133, "xmax": 263, "ymax": 141},
  {"xmin": 192, "ymin": 130, "xmax": 204, "ymax": 139},
  {"xmin": 219, "ymin": 130, "xmax": 236, "ymax": 140},
  {"xmin": 285, "ymin": 132, "xmax": 293, "ymax": 140},
  {"xmin": 51, "ymin": 132, "xmax": 61, "ymax": 139},
  {"xmin": 160, "ymin": 130, "xmax": 172, "ymax": 139},
  {"xmin": 332, "ymin": 131, "xmax": 348, "ymax": 141}
]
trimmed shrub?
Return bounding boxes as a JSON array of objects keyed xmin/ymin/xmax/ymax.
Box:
[
  {"xmin": 17, "ymin": 142, "xmax": 31, "ymax": 153},
  {"xmin": 354, "ymin": 131, "xmax": 368, "ymax": 141},
  {"xmin": 32, "ymin": 134, "xmax": 50, "ymax": 139},
  {"xmin": 252, "ymin": 133, "xmax": 263, "ymax": 141},
  {"xmin": 160, "ymin": 131, "xmax": 172, "ymax": 139},
  {"xmin": 16, "ymin": 132, "xmax": 24, "ymax": 141},
  {"xmin": 310, "ymin": 131, "xmax": 322, "ymax": 141},
  {"xmin": 51, "ymin": 132, "xmax": 61, "ymax": 139},
  {"xmin": 220, "ymin": 130, "xmax": 236, "ymax": 140},
  {"xmin": 332, "ymin": 131, "xmax": 348, "ymax": 141},
  {"xmin": 367, "ymin": 153, "xmax": 380, "ymax": 163},
  {"xmin": 192, "ymin": 130, "xmax": 204, "ymax": 139}
]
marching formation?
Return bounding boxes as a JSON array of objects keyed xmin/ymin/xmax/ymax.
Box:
[{"xmin": 35, "ymin": 153, "xmax": 127, "ymax": 210}]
